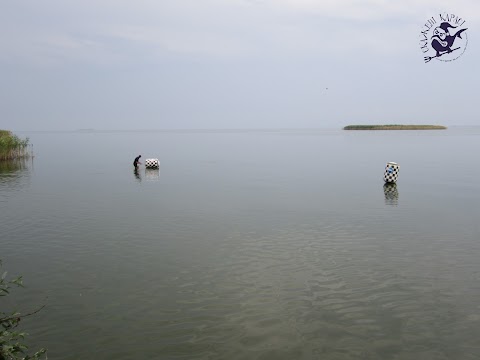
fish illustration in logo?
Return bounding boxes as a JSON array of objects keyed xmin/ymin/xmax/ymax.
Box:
[{"xmin": 424, "ymin": 22, "xmax": 468, "ymax": 62}]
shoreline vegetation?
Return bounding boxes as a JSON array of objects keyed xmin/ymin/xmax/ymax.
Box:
[
  {"xmin": 343, "ymin": 125, "xmax": 447, "ymax": 130},
  {"xmin": 0, "ymin": 130, "xmax": 31, "ymax": 160}
]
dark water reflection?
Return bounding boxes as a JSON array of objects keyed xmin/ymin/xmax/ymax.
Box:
[
  {"xmin": 383, "ymin": 183, "xmax": 399, "ymax": 206},
  {"xmin": 0, "ymin": 158, "xmax": 29, "ymax": 175},
  {"xmin": 133, "ymin": 168, "xmax": 142, "ymax": 182},
  {"xmin": 0, "ymin": 159, "xmax": 32, "ymax": 193},
  {"xmin": 1, "ymin": 128, "xmax": 480, "ymax": 360}
]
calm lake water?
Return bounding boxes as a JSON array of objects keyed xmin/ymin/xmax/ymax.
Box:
[{"xmin": 1, "ymin": 128, "xmax": 480, "ymax": 359}]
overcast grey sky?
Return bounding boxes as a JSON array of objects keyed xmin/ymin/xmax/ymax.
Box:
[{"xmin": 1, "ymin": 0, "xmax": 478, "ymax": 131}]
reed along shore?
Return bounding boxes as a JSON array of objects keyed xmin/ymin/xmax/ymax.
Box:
[{"xmin": 0, "ymin": 130, "xmax": 30, "ymax": 160}]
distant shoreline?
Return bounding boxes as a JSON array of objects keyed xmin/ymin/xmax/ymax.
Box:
[{"xmin": 343, "ymin": 125, "xmax": 447, "ymax": 130}]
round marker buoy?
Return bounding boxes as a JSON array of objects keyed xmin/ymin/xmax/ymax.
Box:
[
  {"xmin": 384, "ymin": 162, "xmax": 399, "ymax": 183},
  {"xmin": 145, "ymin": 158, "xmax": 160, "ymax": 169}
]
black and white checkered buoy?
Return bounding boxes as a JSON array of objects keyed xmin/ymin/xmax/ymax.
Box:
[
  {"xmin": 145, "ymin": 158, "xmax": 160, "ymax": 169},
  {"xmin": 384, "ymin": 162, "xmax": 399, "ymax": 183}
]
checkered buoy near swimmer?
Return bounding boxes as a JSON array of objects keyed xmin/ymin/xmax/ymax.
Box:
[
  {"xmin": 384, "ymin": 162, "xmax": 399, "ymax": 183},
  {"xmin": 145, "ymin": 159, "xmax": 160, "ymax": 169}
]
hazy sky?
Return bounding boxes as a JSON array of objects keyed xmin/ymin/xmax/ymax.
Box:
[{"xmin": 1, "ymin": 0, "xmax": 478, "ymax": 130}]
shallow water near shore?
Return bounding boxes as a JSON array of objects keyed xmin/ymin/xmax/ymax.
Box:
[{"xmin": 1, "ymin": 127, "xmax": 480, "ymax": 359}]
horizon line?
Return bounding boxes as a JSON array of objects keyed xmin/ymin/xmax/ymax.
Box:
[{"xmin": 14, "ymin": 125, "xmax": 477, "ymax": 133}]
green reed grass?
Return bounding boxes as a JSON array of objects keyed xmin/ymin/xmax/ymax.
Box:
[{"xmin": 0, "ymin": 130, "xmax": 30, "ymax": 160}]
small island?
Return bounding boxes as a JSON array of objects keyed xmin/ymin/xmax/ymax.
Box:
[{"xmin": 343, "ymin": 125, "xmax": 447, "ymax": 130}]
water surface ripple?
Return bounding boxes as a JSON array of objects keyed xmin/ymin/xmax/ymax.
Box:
[{"xmin": 1, "ymin": 129, "xmax": 480, "ymax": 359}]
